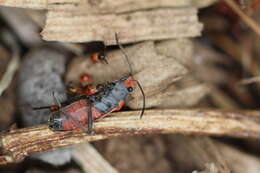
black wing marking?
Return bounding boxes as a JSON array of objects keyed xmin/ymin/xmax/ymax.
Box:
[{"xmin": 60, "ymin": 109, "xmax": 89, "ymax": 134}]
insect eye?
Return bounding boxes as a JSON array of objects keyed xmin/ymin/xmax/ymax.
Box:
[
  {"xmin": 98, "ymin": 53, "xmax": 106, "ymax": 60},
  {"xmin": 127, "ymin": 87, "xmax": 133, "ymax": 92}
]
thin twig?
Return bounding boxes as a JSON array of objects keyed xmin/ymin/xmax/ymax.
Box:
[
  {"xmin": 1, "ymin": 109, "xmax": 260, "ymax": 165},
  {"xmin": 239, "ymin": 76, "xmax": 260, "ymax": 85},
  {"xmin": 0, "ymin": 56, "xmax": 19, "ymax": 96},
  {"xmin": 223, "ymin": 0, "xmax": 260, "ymax": 36},
  {"xmin": 72, "ymin": 143, "xmax": 118, "ymax": 173}
]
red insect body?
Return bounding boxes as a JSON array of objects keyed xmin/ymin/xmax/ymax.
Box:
[
  {"xmin": 61, "ymin": 99, "xmax": 101, "ymax": 130},
  {"xmin": 35, "ymin": 34, "xmax": 145, "ymax": 134},
  {"xmin": 60, "ymin": 98, "xmax": 125, "ymax": 130},
  {"xmin": 47, "ymin": 75, "xmax": 134, "ymax": 132}
]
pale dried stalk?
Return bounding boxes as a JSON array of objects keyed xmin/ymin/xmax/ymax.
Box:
[
  {"xmin": 208, "ymin": 32, "xmax": 260, "ymax": 76},
  {"xmin": 189, "ymin": 137, "xmax": 230, "ymax": 173},
  {"xmin": 42, "ymin": 8, "xmax": 203, "ymax": 44},
  {"xmin": 73, "ymin": 143, "xmax": 118, "ymax": 173},
  {"xmin": 217, "ymin": 141, "xmax": 260, "ymax": 173},
  {"xmin": 240, "ymin": 76, "xmax": 260, "ymax": 85},
  {"xmin": 0, "ymin": 30, "xmax": 20, "ymax": 96},
  {"xmin": 0, "ymin": 0, "xmax": 46, "ymax": 9},
  {"xmin": 1, "ymin": 109, "xmax": 260, "ymax": 165},
  {"xmin": 0, "ymin": 53, "xmax": 19, "ymax": 96},
  {"xmin": 175, "ymin": 136, "xmax": 260, "ymax": 173},
  {"xmin": 167, "ymin": 136, "xmax": 231, "ymax": 172},
  {"xmin": 223, "ymin": 0, "xmax": 260, "ymax": 36}
]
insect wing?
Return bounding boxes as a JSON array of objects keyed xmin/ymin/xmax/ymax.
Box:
[{"xmin": 60, "ymin": 109, "xmax": 89, "ymax": 133}]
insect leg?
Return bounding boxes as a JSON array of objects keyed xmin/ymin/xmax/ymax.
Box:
[
  {"xmin": 33, "ymin": 105, "xmax": 60, "ymax": 112},
  {"xmin": 32, "ymin": 105, "xmax": 52, "ymax": 110},
  {"xmin": 115, "ymin": 33, "xmax": 133, "ymax": 75},
  {"xmin": 115, "ymin": 33, "xmax": 146, "ymax": 118},
  {"xmin": 87, "ymin": 104, "xmax": 93, "ymax": 134}
]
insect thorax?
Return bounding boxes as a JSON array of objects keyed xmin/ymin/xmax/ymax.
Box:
[{"xmin": 93, "ymin": 80, "xmax": 129, "ymax": 113}]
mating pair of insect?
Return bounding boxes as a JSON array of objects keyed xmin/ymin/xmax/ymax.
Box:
[{"xmin": 33, "ymin": 34, "xmax": 145, "ymax": 134}]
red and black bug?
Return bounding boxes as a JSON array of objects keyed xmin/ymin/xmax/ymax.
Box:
[{"xmin": 33, "ymin": 34, "xmax": 145, "ymax": 134}]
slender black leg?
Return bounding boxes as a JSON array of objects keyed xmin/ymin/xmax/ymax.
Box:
[{"xmin": 87, "ymin": 105, "xmax": 93, "ymax": 134}]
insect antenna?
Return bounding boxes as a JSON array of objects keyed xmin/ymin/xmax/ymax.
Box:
[
  {"xmin": 102, "ymin": 43, "xmax": 109, "ymax": 64},
  {"xmin": 115, "ymin": 33, "xmax": 133, "ymax": 75},
  {"xmin": 115, "ymin": 33, "xmax": 145, "ymax": 119},
  {"xmin": 136, "ymin": 80, "xmax": 146, "ymax": 119},
  {"xmin": 32, "ymin": 92, "xmax": 61, "ymax": 111}
]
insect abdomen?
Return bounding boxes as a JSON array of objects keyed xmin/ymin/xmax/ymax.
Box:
[{"xmin": 61, "ymin": 99, "xmax": 102, "ymax": 130}]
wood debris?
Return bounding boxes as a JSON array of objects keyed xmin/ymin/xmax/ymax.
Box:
[
  {"xmin": 0, "ymin": 0, "xmax": 217, "ymax": 10},
  {"xmin": 42, "ymin": 8, "xmax": 202, "ymax": 44}
]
